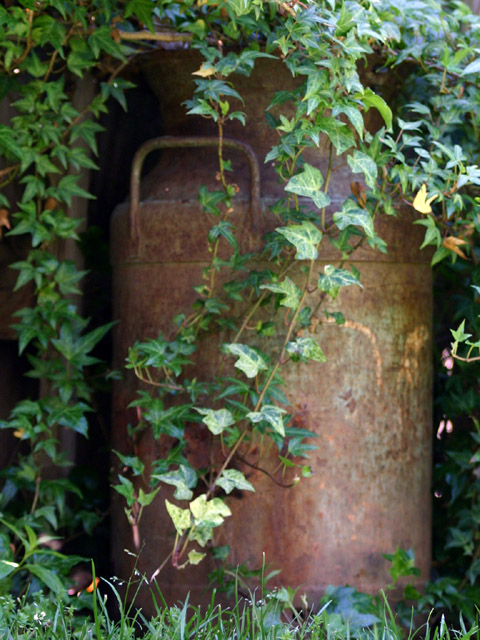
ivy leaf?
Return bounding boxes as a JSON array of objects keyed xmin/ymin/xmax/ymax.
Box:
[
  {"xmin": 276, "ymin": 221, "xmax": 323, "ymax": 260},
  {"xmin": 0, "ymin": 125, "xmax": 22, "ymax": 159},
  {"xmin": 354, "ymin": 88, "xmax": 392, "ymax": 131},
  {"xmin": 247, "ymin": 404, "xmax": 287, "ymax": 437},
  {"xmin": 89, "ymin": 25, "xmax": 124, "ymax": 60},
  {"xmin": 124, "ymin": 0, "xmax": 156, "ymax": 32},
  {"xmin": 286, "ymin": 337, "xmax": 326, "ymax": 363},
  {"xmin": 187, "ymin": 550, "xmax": 206, "ymax": 566},
  {"xmin": 195, "ymin": 408, "xmax": 235, "ymax": 435},
  {"xmin": 318, "ymin": 264, "xmax": 363, "ymax": 299},
  {"xmin": 190, "ymin": 495, "xmax": 231, "ymax": 528},
  {"xmin": 285, "ymin": 164, "xmax": 330, "ymax": 209},
  {"xmin": 333, "ymin": 200, "xmax": 374, "ymax": 238},
  {"xmin": 165, "ymin": 499, "xmax": 191, "ymax": 535},
  {"xmin": 114, "ymin": 450, "xmax": 144, "ymax": 476},
  {"xmin": 451, "ymin": 320, "xmax": 471, "ymax": 347},
  {"xmin": 224, "ymin": 344, "xmax": 268, "ymax": 378},
  {"xmin": 137, "ymin": 487, "xmax": 161, "ymax": 507},
  {"xmin": 113, "ymin": 475, "xmax": 136, "ymax": 507},
  {"xmin": 332, "ymin": 104, "xmax": 364, "ymax": 139},
  {"xmin": 317, "ymin": 117, "xmax": 355, "ymax": 155},
  {"xmin": 347, "ymin": 150, "xmax": 378, "ymax": 189},
  {"xmin": 216, "ymin": 469, "xmax": 255, "ymax": 494},
  {"xmin": 260, "ymin": 277, "xmax": 301, "ymax": 309},
  {"xmin": 153, "ymin": 465, "xmax": 197, "ymax": 501}
]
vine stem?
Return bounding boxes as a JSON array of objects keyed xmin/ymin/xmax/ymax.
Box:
[{"xmin": 321, "ymin": 142, "xmax": 333, "ymax": 232}]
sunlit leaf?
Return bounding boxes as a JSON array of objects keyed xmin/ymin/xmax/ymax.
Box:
[
  {"xmin": 190, "ymin": 495, "xmax": 231, "ymax": 528},
  {"xmin": 165, "ymin": 499, "xmax": 191, "ymax": 535},
  {"xmin": 412, "ymin": 183, "xmax": 438, "ymax": 214}
]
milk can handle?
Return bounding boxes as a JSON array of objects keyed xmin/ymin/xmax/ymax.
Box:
[{"xmin": 129, "ymin": 136, "xmax": 261, "ymax": 247}]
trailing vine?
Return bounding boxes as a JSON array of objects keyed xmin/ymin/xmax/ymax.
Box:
[{"xmin": 2, "ymin": 0, "xmax": 480, "ymax": 622}]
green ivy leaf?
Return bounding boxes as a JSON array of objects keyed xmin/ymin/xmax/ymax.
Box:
[
  {"xmin": 124, "ymin": 0, "xmax": 156, "ymax": 32},
  {"xmin": 195, "ymin": 408, "xmax": 235, "ymax": 435},
  {"xmin": 451, "ymin": 320, "xmax": 471, "ymax": 345},
  {"xmin": 216, "ymin": 469, "xmax": 255, "ymax": 494},
  {"xmin": 276, "ymin": 221, "xmax": 323, "ymax": 260},
  {"xmin": 286, "ymin": 337, "xmax": 326, "ymax": 363},
  {"xmin": 332, "ymin": 104, "xmax": 364, "ymax": 139},
  {"xmin": 284, "ymin": 164, "xmax": 330, "ymax": 209},
  {"xmin": 187, "ymin": 550, "xmax": 206, "ymax": 565},
  {"xmin": 0, "ymin": 124, "xmax": 22, "ymax": 159},
  {"xmin": 354, "ymin": 88, "xmax": 392, "ymax": 131},
  {"xmin": 260, "ymin": 277, "xmax": 302, "ymax": 309},
  {"xmin": 318, "ymin": 264, "xmax": 363, "ymax": 299},
  {"xmin": 247, "ymin": 404, "xmax": 287, "ymax": 437},
  {"xmin": 113, "ymin": 475, "xmax": 136, "ymax": 507},
  {"xmin": 137, "ymin": 487, "xmax": 160, "ymax": 507},
  {"xmin": 114, "ymin": 450, "xmax": 144, "ymax": 476},
  {"xmin": 333, "ymin": 200, "xmax": 374, "ymax": 238},
  {"xmin": 153, "ymin": 465, "xmax": 197, "ymax": 501},
  {"xmin": 224, "ymin": 344, "xmax": 268, "ymax": 378}
]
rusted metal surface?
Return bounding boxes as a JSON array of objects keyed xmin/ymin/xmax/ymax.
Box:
[
  {"xmin": 129, "ymin": 136, "xmax": 260, "ymax": 250},
  {"xmin": 110, "ymin": 53, "xmax": 432, "ymax": 611}
]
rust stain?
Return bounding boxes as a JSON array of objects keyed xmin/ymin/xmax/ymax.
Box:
[
  {"xmin": 323, "ymin": 317, "xmax": 383, "ymax": 388},
  {"xmin": 396, "ymin": 325, "xmax": 429, "ymax": 389}
]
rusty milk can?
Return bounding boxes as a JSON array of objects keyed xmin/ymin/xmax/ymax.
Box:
[{"xmin": 110, "ymin": 51, "xmax": 432, "ymax": 609}]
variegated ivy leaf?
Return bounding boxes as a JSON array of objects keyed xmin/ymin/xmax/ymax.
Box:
[
  {"xmin": 318, "ymin": 264, "xmax": 363, "ymax": 299},
  {"xmin": 196, "ymin": 407, "xmax": 235, "ymax": 435},
  {"xmin": 276, "ymin": 221, "xmax": 323, "ymax": 260},
  {"xmin": 332, "ymin": 104, "xmax": 364, "ymax": 139},
  {"xmin": 224, "ymin": 343, "xmax": 268, "ymax": 378},
  {"xmin": 286, "ymin": 337, "xmax": 326, "ymax": 363},
  {"xmin": 190, "ymin": 494, "xmax": 231, "ymax": 528},
  {"xmin": 347, "ymin": 150, "xmax": 378, "ymax": 189},
  {"xmin": 153, "ymin": 465, "xmax": 197, "ymax": 501},
  {"xmin": 317, "ymin": 117, "xmax": 355, "ymax": 155},
  {"xmin": 189, "ymin": 524, "xmax": 213, "ymax": 547},
  {"xmin": 216, "ymin": 469, "xmax": 255, "ymax": 494},
  {"xmin": 260, "ymin": 277, "xmax": 301, "ymax": 309},
  {"xmin": 247, "ymin": 404, "xmax": 287, "ymax": 437},
  {"xmin": 165, "ymin": 500, "xmax": 191, "ymax": 535},
  {"xmin": 284, "ymin": 164, "xmax": 330, "ymax": 209},
  {"xmin": 187, "ymin": 550, "xmax": 206, "ymax": 566},
  {"xmin": 333, "ymin": 199, "xmax": 374, "ymax": 238}
]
